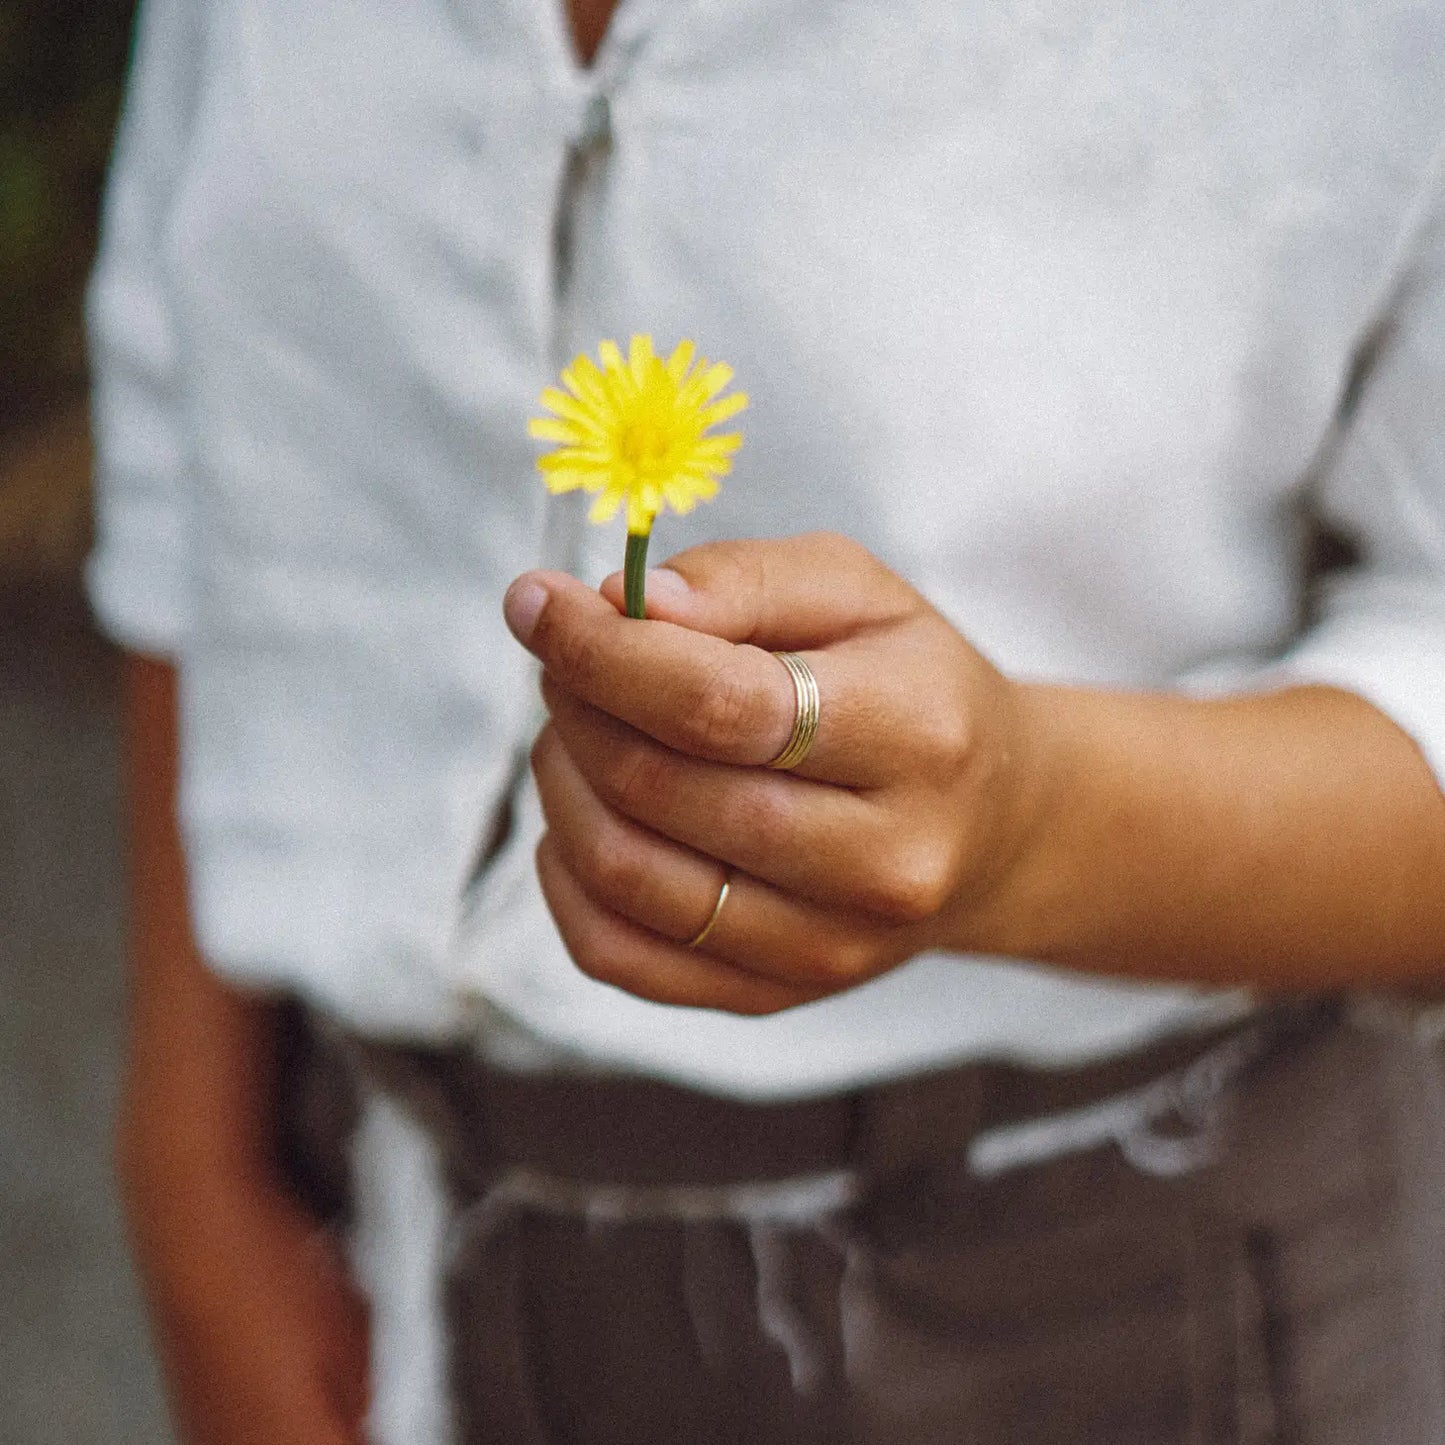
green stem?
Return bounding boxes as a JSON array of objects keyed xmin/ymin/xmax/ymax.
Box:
[{"xmin": 623, "ymin": 529, "xmax": 652, "ymax": 619}]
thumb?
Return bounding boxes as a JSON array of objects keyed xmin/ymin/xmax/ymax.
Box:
[{"xmin": 599, "ymin": 532, "xmax": 917, "ymax": 649}]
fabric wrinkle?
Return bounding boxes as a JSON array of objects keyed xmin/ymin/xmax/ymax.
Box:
[
  {"xmin": 88, "ymin": 0, "xmax": 1445, "ymax": 1083},
  {"xmin": 350, "ymin": 1088, "xmax": 455, "ymax": 1445},
  {"xmin": 440, "ymin": 1159, "xmax": 856, "ymax": 1408},
  {"xmin": 746, "ymin": 1222, "xmax": 832, "ymax": 1398},
  {"xmin": 971, "ymin": 1021, "xmax": 1274, "ymax": 1181},
  {"xmin": 681, "ymin": 1222, "xmax": 753, "ymax": 1379}
]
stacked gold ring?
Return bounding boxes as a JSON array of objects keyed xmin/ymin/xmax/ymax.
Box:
[{"xmin": 767, "ymin": 651, "xmax": 821, "ymax": 771}]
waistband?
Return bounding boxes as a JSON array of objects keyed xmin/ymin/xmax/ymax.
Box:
[{"xmin": 334, "ymin": 997, "xmax": 1338, "ymax": 1197}]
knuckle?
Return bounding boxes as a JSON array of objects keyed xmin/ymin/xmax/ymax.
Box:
[
  {"xmin": 812, "ymin": 530, "xmax": 884, "ymax": 584},
  {"xmin": 822, "ymin": 935, "xmax": 879, "ymax": 984},
  {"xmin": 705, "ymin": 538, "xmax": 762, "ymax": 590},
  {"xmin": 864, "ymin": 842, "xmax": 955, "ymax": 924},
  {"xmin": 712, "ymin": 540, "xmax": 760, "ymax": 594},
  {"xmin": 794, "ymin": 935, "xmax": 870, "ymax": 986},
  {"xmin": 808, "ymin": 531, "xmax": 916, "ymax": 611},
  {"xmin": 567, "ymin": 923, "xmax": 619, "ymax": 985},
  {"xmin": 917, "ymin": 704, "xmax": 974, "ymax": 774},
  {"xmin": 669, "ymin": 539, "xmax": 755, "ymax": 599},
  {"xmin": 727, "ymin": 783, "xmax": 789, "ymax": 854},
  {"xmin": 583, "ymin": 827, "xmax": 646, "ymax": 903},
  {"xmin": 597, "ymin": 741, "xmax": 672, "ymax": 818},
  {"xmin": 814, "ymin": 530, "xmax": 868, "ymax": 567},
  {"xmin": 541, "ymin": 605, "xmax": 602, "ymax": 692},
  {"xmin": 683, "ymin": 662, "xmax": 754, "ymax": 755}
]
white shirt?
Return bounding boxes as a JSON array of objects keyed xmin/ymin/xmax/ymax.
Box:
[{"xmin": 89, "ymin": 0, "xmax": 1445, "ymax": 1098}]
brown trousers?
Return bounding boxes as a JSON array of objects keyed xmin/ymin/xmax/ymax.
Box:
[{"xmin": 300, "ymin": 998, "xmax": 1445, "ymax": 1444}]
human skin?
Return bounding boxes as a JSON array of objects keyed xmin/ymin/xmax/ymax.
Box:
[
  {"xmin": 503, "ymin": 532, "xmax": 1445, "ymax": 1016},
  {"xmin": 121, "ymin": 656, "xmax": 369, "ymax": 1445},
  {"xmin": 567, "ymin": 0, "xmax": 619, "ymax": 65}
]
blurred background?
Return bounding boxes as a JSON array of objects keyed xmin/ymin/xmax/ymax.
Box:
[{"xmin": 2, "ymin": 3, "xmax": 174, "ymax": 1439}]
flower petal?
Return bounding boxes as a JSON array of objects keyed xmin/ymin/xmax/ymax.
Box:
[
  {"xmin": 528, "ymin": 417, "xmax": 586, "ymax": 444},
  {"xmin": 628, "ymin": 333, "xmax": 658, "ymax": 388},
  {"xmin": 689, "ymin": 362, "xmax": 735, "ymax": 404},
  {"xmin": 562, "ymin": 354, "xmax": 610, "ymax": 409},
  {"xmin": 539, "ymin": 448, "xmax": 613, "ymax": 475},
  {"xmin": 598, "ymin": 338, "xmax": 628, "ymax": 383},
  {"xmin": 543, "ymin": 470, "xmax": 602, "ymax": 495},
  {"xmin": 589, "ymin": 487, "xmax": 625, "ymax": 523},
  {"xmin": 686, "ymin": 433, "xmax": 743, "ymax": 460},
  {"xmin": 538, "ymin": 387, "xmax": 609, "ymax": 432},
  {"xmin": 698, "ymin": 392, "xmax": 749, "ymax": 428},
  {"xmin": 664, "ymin": 338, "xmax": 696, "ymax": 383}
]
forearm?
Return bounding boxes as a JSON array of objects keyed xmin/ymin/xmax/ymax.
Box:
[
  {"xmin": 969, "ymin": 682, "xmax": 1445, "ymax": 989},
  {"xmin": 120, "ymin": 655, "xmax": 372, "ymax": 1443},
  {"xmin": 119, "ymin": 654, "xmax": 283, "ymax": 1233}
]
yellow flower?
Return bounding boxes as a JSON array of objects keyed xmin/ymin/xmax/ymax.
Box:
[{"xmin": 529, "ymin": 335, "xmax": 747, "ymax": 538}]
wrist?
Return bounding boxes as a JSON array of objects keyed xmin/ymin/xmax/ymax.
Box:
[
  {"xmin": 943, "ymin": 678, "xmax": 1080, "ymax": 961},
  {"xmin": 932, "ymin": 678, "xmax": 1445, "ymax": 988}
]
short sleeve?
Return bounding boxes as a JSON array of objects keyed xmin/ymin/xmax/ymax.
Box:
[
  {"xmin": 85, "ymin": 0, "xmax": 205, "ymax": 658},
  {"xmin": 1268, "ymin": 147, "xmax": 1445, "ymax": 793}
]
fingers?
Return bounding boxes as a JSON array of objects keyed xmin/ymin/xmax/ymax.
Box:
[
  {"xmin": 540, "ymin": 691, "xmax": 956, "ymax": 925},
  {"xmin": 505, "ymin": 566, "xmax": 944, "ymax": 786},
  {"xmin": 532, "ymin": 727, "xmax": 905, "ymax": 988},
  {"xmin": 533, "ymin": 723, "xmax": 731, "ymax": 945},
  {"xmin": 599, "ymin": 532, "xmax": 916, "ymax": 648},
  {"xmin": 536, "ymin": 834, "xmax": 829, "ymax": 1014},
  {"xmin": 508, "ymin": 569, "xmax": 798, "ymax": 765},
  {"xmin": 542, "ymin": 691, "xmax": 876, "ymax": 910}
]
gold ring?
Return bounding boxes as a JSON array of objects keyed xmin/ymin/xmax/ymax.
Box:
[
  {"xmin": 767, "ymin": 652, "xmax": 820, "ymax": 771},
  {"xmin": 686, "ymin": 872, "xmax": 731, "ymax": 949}
]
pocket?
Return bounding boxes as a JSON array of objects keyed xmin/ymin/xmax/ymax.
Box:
[{"xmin": 837, "ymin": 1147, "xmax": 1245, "ymax": 1445}]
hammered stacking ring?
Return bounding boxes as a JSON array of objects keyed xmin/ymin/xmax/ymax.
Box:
[
  {"xmin": 687, "ymin": 872, "xmax": 731, "ymax": 949},
  {"xmin": 767, "ymin": 651, "xmax": 820, "ymax": 771}
]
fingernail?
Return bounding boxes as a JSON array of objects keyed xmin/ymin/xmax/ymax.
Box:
[
  {"xmin": 644, "ymin": 568, "xmax": 690, "ymax": 604},
  {"xmin": 503, "ymin": 578, "xmax": 549, "ymax": 645}
]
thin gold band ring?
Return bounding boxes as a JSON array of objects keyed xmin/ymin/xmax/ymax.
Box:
[{"xmin": 686, "ymin": 873, "xmax": 731, "ymax": 950}]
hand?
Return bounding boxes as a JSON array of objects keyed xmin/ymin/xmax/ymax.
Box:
[
  {"xmin": 129, "ymin": 1166, "xmax": 370, "ymax": 1445},
  {"xmin": 504, "ymin": 532, "xmax": 1050, "ymax": 1014}
]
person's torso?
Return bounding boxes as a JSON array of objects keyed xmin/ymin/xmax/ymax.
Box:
[{"xmin": 163, "ymin": 0, "xmax": 1445, "ymax": 1090}]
